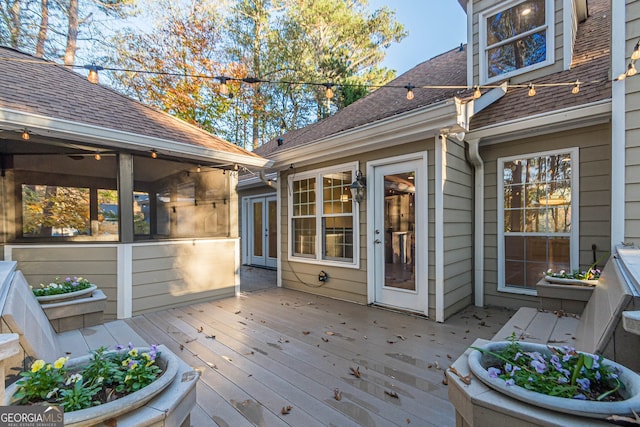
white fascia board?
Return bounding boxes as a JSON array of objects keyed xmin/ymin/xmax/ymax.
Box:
[
  {"xmin": 0, "ymin": 107, "xmax": 272, "ymax": 168},
  {"xmin": 269, "ymin": 100, "xmax": 462, "ymax": 169},
  {"xmin": 466, "ymin": 100, "xmax": 611, "ymax": 145},
  {"xmin": 237, "ymin": 172, "xmax": 277, "ymax": 190}
]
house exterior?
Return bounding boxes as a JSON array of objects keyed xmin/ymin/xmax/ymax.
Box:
[
  {"xmin": 0, "ymin": 47, "xmax": 271, "ymax": 319},
  {"xmin": 240, "ymin": 0, "xmax": 624, "ymax": 322}
]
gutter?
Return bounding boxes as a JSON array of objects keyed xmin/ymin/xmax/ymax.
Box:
[
  {"xmin": 268, "ymin": 99, "xmax": 464, "ymax": 169},
  {"xmin": 0, "ymin": 107, "xmax": 272, "ymax": 168}
]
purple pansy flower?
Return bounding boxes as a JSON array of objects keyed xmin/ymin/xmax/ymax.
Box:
[
  {"xmin": 576, "ymin": 377, "xmax": 591, "ymax": 391},
  {"xmin": 488, "ymin": 367, "xmax": 501, "ymax": 378}
]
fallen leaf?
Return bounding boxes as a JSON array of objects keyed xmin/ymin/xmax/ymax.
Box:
[
  {"xmin": 322, "ymin": 337, "xmax": 329, "ymax": 342},
  {"xmin": 384, "ymin": 390, "xmax": 399, "ymax": 398},
  {"xmin": 349, "ymin": 367, "xmax": 361, "ymax": 378},
  {"xmin": 222, "ymin": 355, "xmax": 232, "ymax": 362},
  {"xmin": 334, "ymin": 388, "xmax": 342, "ymax": 401},
  {"xmin": 387, "ymin": 340, "xmax": 397, "ymax": 344},
  {"xmin": 278, "ymin": 337, "xmax": 290, "ymax": 343},
  {"xmin": 179, "ymin": 344, "xmax": 184, "ymax": 351},
  {"xmin": 235, "ymin": 310, "xmax": 241, "ymax": 314},
  {"xmin": 205, "ymin": 335, "xmax": 216, "ymax": 340},
  {"xmin": 325, "ymin": 331, "xmax": 335, "ymax": 336},
  {"xmin": 197, "ymin": 326, "xmax": 203, "ymax": 333},
  {"xmin": 281, "ymin": 405, "xmax": 292, "ymax": 415},
  {"xmin": 302, "ymin": 331, "xmax": 311, "ymax": 335},
  {"xmin": 245, "ymin": 351, "xmax": 255, "ymax": 356},
  {"xmin": 406, "ymin": 419, "xmax": 411, "ymax": 424},
  {"xmin": 448, "ymin": 366, "xmax": 471, "ymax": 385},
  {"xmin": 185, "ymin": 338, "xmax": 197, "ymax": 343},
  {"xmin": 396, "ymin": 335, "xmax": 406, "ymax": 341},
  {"xmin": 447, "ymin": 354, "xmax": 452, "ymax": 360}
]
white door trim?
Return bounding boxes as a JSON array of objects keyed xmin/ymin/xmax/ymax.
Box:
[{"xmin": 366, "ymin": 152, "xmax": 429, "ymax": 315}]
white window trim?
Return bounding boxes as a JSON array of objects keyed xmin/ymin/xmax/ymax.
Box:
[
  {"xmin": 497, "ymin": 147, "xmax": 579, "ymax": 295},
  {"xmin": 479, "ymin": 0, "xmax": 555, "ymax": 85},
  {"xmin": 287, "ymin": 161, "xmax": 360, "ymax": 269}
]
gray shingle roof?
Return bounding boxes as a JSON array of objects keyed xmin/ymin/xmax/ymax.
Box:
[
  {"xmin": 0, "ymin": 47, "xmax": 261, "ymax": 160},
  {"xmin": 257, "ymin": 0, "xmax": 610, "ymax": 156}
]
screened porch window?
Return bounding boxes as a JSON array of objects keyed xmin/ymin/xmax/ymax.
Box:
[
  {"xmin": 22, "ymin": 185, "xmax": 90, "ymax": 237},
  {"xmin": 499, "ymin": 149, "xmax": 577, "ymax": 292},
  {"xmin": 482, "ymin": 0, "xmax": 552, "ymax": 82}
]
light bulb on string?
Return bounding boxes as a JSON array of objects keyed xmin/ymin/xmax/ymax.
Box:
[
  {"xmin": 86, "ymin": 64, "xmax": 103, "ymax": 84},
  {"xmin": 404, "ymin": 84, "xmax": 415, "ymax": 100},
  {"xmin": 528, "ymin": 83, "xmax": 536, "ymax": 97},
  {"xmin": 196, "ymin": 165, "xmax": 201, "ymax": 173},
  {"xmin": 473, "ymin": 85, "xmax": 482, "ymax": 100},
  {"xmin": 21, "ymin": 129, "xmax": 30, "ymax": 140},
  {"xmin": 94, "ymin": 152, "xmax": 102, "ymax": 161},
  {"xmin": 571, "ymin": 81, "xmax": 580, "ymax": 95},
  {"xmin": 151, "ymin": 150, "xmax": 158, "ymax": 159},
  {"xmin": 324, "ymin": 84, "xmax": 334, "ymax": 99},
  {"xmin": 632, "ymin": 41, "xmax": 640, "ymax": 61},
  {"xmin": 627, "ymin": 62, "xmax": 637, "ymax": 77},
  {"xmin": 217, "ymin": 76, "xmax": 229, "ymax": 95}
]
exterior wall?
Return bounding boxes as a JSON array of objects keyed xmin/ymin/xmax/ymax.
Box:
[
  {"xmin": 470, "ymin": 0, "xmax": 565, "ymax": 85},
  {"xmin": 5, "ymin": 245, "xmax": 119, "ymax": 319},
  {"xmin": 626, "ymin": 0, "xmax": 640, "ymax": 243},
  {"xmin": 443, "ymin": 137, "xmax": 474, "ymax": 319},
  {"xmin": 279, "ymin": 139, "xmax": 445, "ymax": 317},
  {"xmin": 131, "ymin": 239, "xmax": 238, "ymax": 316},
  {"xmin": 480, "ymin": 124, "xmax": 612, "ymax": 309}
]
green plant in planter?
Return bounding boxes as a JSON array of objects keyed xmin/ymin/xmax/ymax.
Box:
[
  {"xmin": 12, "ymin": 343, "xmax": 162, "ymax": 411},
  {"xmin": 32, "ymin": 276, "xmax": 92, "ymax": 297}
]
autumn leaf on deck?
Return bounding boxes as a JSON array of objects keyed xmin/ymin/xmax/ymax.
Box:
[
  {"xmin": 281, "ymin": 405, "xmax": 292, "ymax": 415},
  {"xmin": 447, "ymin": 366, "xmax": 471, "ymax": 385},
  {"xmin": 302, "ymin": 331, "xmax": 310, "ymax": 335},
  {"xmin": 325, "ymin": 331, "xmax": 335, "ymax": 336},
  {"xmin": 396, "ymin": 335, "xmax": 406, "ymax": 341},
  {"xmin": 349, "ymin": 366, "xmax": 361, "ymax": 378},
  {"xmin": 334, "ymin": 388, "xmax": 342, "ymax": 401},
  {"xmin": 384, "ymin": 390, "xmax": 399, "ymax": 398},
  {"xmin": 322, "ymin": 337, "xmax": 329, "ymax": 342},
  {"xmin": 197, "ymin": 326, "xmax": 203, "ymax": 333}
]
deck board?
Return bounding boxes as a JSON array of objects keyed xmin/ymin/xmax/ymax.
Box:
[{"xmin": 126, "ymin": 287, "xmax": 514, "ymax": 427}]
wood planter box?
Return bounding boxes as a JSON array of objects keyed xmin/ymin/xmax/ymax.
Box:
[
  {"xmin": 40, "ymin": 289, "xmax": 107, "ymax": 333},
  {"xmin": 535, "ymin": 278, "xmax": 595, "ymax": 314}
]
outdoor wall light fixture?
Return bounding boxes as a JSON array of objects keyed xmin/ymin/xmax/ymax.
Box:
[{"xmin": 350, "ymin": 171, "xmax": 366, "ymax": 203}]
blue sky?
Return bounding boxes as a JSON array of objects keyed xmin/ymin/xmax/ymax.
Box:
[{"xmin": 368, "ymin": 0, "xmax": 468, "ymax": 74}]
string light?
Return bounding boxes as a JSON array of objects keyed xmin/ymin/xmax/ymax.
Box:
[
  {"xmin": 633, "ymin": 41, "xmax": 640, "ymax": 61},
  {"xmin": 85, "ymin": 64, "xmax": 103, "ymax": 84},
  {"xmin": 94, "ymin": 152, "xmax": 102, "ymax": 160},
  {"xmin": 0, "ymin": 57, "xmax": 608, "ymax": 101},
  {"xmin": 473, "ymin": 85, "xmax": 482, "ymax": 100},
  {"xmin": 571, "ymin": 81, "xmax": 580, "ymax": 95},
  {"xmin": 196, "ymin": 165, "xmax": 201, "ymax": 173},
  {"xmin": 528, "ymin": 83, "xmax": 536, "ymax": 97},
  {"xmin": 404, "ymin": 84, "xmax": 415, "ymax": 100},
  {"xmin": 627, "ymin": 62, "xmax": 637, "ymax": 77},
  {"xmin": 216, "ymin": 76, "xmax": 229, "ymax": 95},
  {"xmin": 323, "ymin": 83, "xmax": 334, "ymax": 99},
  {"xmin": 21, "ymin": 129, "xmax": 30, "ymax": 140},
  {"xmin": 151, "ymin": 150, "xmax": 158, "ymax": 159},
  {"xmin": 233, "ymin": 163, "xmax": 239, "ymax": 171}
]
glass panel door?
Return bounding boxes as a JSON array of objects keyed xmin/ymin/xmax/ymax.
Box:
[{"xmin": 372, "ymin": 159, "xmax": 425, "ymax": 313}]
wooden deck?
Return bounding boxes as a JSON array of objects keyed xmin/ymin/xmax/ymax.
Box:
[{"xmin": 126, "ymin": 288, "xmax": 515, "ymax": 427}]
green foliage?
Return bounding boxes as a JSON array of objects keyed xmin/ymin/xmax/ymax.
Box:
[
  {"xmin": 108, "ymin": 0, "xmax": 406, "ymax": 149},
  {"xmin": 13, "ymin": 357, "xmax": 68, "ymax": 404},
  {"xmin": 59, "ymin": 377, "xmax": 101, "ymax": 411}
]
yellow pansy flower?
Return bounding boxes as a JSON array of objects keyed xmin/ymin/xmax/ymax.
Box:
[
  {"xmin": 31, "ymin": 359, "xmax": 45, "ymax": 372},
  {"xmin": 53, "ymin": 357, "xmax": 68, "ymax": 369},
  {"xmin": 128, "ymin": 349, "xmax": 138, "ymax": 357}
]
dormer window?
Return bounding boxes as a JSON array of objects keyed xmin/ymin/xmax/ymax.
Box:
[{"xmin": 480, "ymin": 0, "xmax": 554, "ymax": 83}]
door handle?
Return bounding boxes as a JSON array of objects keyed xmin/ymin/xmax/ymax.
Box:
[{"xmin": 374, "ymin": 239, "xmax": 382, "ymax": 244}]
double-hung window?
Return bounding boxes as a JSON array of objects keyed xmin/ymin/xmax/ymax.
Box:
[
  {"xmin": 289, "ymin": 162, "xmax": 358, "ymax": 267},
  {"xmin": 498, "ymin": 149, "xmax": 578, "ymax": 293},
  {"xmin": 480, "ymin": 0, "xmax": 553, "ymax": 83}
]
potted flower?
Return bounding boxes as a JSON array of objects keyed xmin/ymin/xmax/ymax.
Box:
[
  {"xmin": 6, "ymin": 343, "xmax": 178, "ymax": 426},
  {"xmin": 468, "ymin": 333, "xmax": 640, "ymax": 419},
  {"xmin": 32, "ymin": 276, "xmax": 97, "ymax": 303}
]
